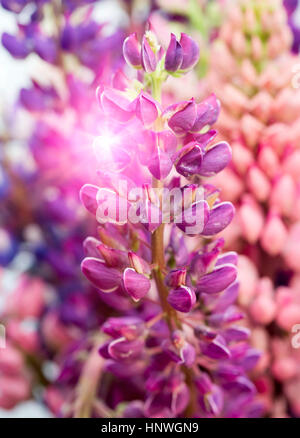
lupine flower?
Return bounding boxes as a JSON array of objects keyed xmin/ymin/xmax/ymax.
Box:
[
  {"xmin": 79, "ymin": 29, "xmax": 261, "ymax": 419},
  {"xmin": 207, "ymin": 0, "xmax": 300, "ymax": 417}
]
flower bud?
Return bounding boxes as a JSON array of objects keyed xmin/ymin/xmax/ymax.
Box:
[
  {"xmin": 165, "ymin": 269, "xmax": 187, "ymax": 288},
  {"xmin": 167, "ymin": 286, "xmax": 196, "ymax": 313},
  {"xmin": 165, "ymin": 33, "xmax": 183, "ymax": 72},
  {"xmin": 123, "ymin": 33, "xmax": 141, "ymax": 68},
  {"xmin": 179, "ymin": 33, "xmax": 199, "ymax": 70}
]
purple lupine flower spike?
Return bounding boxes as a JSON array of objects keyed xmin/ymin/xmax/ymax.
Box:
[{"xmin": 79, "ymin": 28, "xmax": 261, "ymax": 419}]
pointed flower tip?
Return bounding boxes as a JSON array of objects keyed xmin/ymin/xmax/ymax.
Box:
[{"xmin": 165, "ymin": 33, "xmax": 183, "ymax": 72}]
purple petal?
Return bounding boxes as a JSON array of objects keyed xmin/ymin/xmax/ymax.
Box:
[
  {"xmin": 191, "ymin": 248, "xmax": 220, "ymax": 276},
  {"xmin": 284, "ymin": 0, "xmax": 298, "ymax": 16},
  {"xmin": 199, "ymin": 142, "xmax": 232, "ymax": 177},
  {"xmin": 196, "ymin": 264, "xmax": 238, "ymax": 294},
  {"xmin": 83, "ymin": 236, "xmax": 101, "ymax": 258},
  {"xmin": 2, "ymin": 0, "xmax": 26, "ymax": 13},
  {"xmin": 100, "ymin": 88, "xmax": 135, "ymax": 122},
  {"xmin": 80, "ymin": 184, "xmax": 99, "ymax": 215},
  {"xmin": 97, "ymin": 244, "xmax": 128, "ymax": 269},
  {"xmin": 165, "ymin": 269, "xmax": 187, "ymax": 288},
  {"xmin": 237, "ymin": 348, "xmax": 261, "ymax": 371},
  {"xmin": 223, "ymin": 376, "xmax": 256, "ymax": 394},
  {"xmin": 202, "ymin": 202, "xmax": 235, "ymax": 236},
  {"xmin": 165, "ymin": 33, "xmax": 183, "ymax": 72},
  {"xmin": 102, "ymin": 316, "xmax": 145, "ymax": 340},
  {"xmin": 81, "ymin": 257, "xmax": 122, "ymax": 292},
  {"xmin": 148, "ymin": 147, "xmax": 173, "ymax": 180},
  {"xmin": 167, "ymin": 286, "xmax": 196, "ymax": 313},
  {"xmin": 216, "ymin": 251, "xmax": 238, "ymax": 266},
  {"xmin": 98, "ymin": 342, "xmax": 111, "ymax": 359},
  {"xmin": 223, "ymin": 326, "xmax": 251, "ymax": 342},
  {"xmin": 123, "ymin": 33, "xmax": 141, "ymax": 68},
  {"xmin": 201, "ymin": 334, "xmax": 231, "ymax": 360},
  {"xmin": 123, "ymin": 268, "xmax": 151, "ymax": 301},
  {"xmin": 199, "ymin": 385, "xmax": 224, "ymax": 416},
  {"xmin": 176, "ymin": 200, "xmax": 209, "ymax": 235},
  {"xmin": 215, "ymin": 364, "xmax": 242, "ymax": 382},
  {"xmin": 34, "ymin": 36, "xmax": 57, "ymax": 63},
  {"xmin": 136, "ymin": 93, "xmax": 159, "ymax": 126},
  {"xmin": 181, "ymin": 343, "xmax": 196, "ymax": 367},
  {"xmin": 167, "ymin": 100, "xmax": 197, "ymax": 136},
  {"xmin": 2, "ymin": 33, "xmax": 29, "ymax": 58},
  {"xmin": 141, "ymin": 36, "xmax": 157, "ymax": 72},
  {"xmin": 213, "ymin": 281, "xmax": 239, "ymax": 312},
  {"xmin": 186, "ymin": 129, "xmax": 217, "ymax": 148},
  {"xmin": 157, "ymin": 130, "xmax": 178, "ymax": 161},
  {"xmin": 194, "ymin": 325, "xmax": 218, "ymax": 341},
  {"xmin": 176, "ymin": 144, "xmax": 203, "ymax": 177},
  {"xmin": 105, "ymin": 359, "xmax": 144, "ymax": 378},
  {"xmin": 179, "ymin": 33, "xmax": 200, "ymax": 70},
  {"xmin": 108, "ymin": 337, "xmax": 144, "ymax": 361},
  {"xmin": 208, "ymin": 306, "xmax": 244, "ymax": 327},
  {"xmin": 195, "ymin": 373, "xmax": 213, "ymax": 394},
  {"xmin": 191, "ymin": 94, "xmax": 220, "ymax": 132}
]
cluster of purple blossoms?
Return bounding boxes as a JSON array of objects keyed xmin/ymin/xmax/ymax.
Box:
[{"xmin": 79, "ymin": 29, "xmax": 262, "ymax": 418}]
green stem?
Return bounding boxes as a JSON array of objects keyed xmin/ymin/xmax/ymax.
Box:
[
  {"xmin": 150, "ymin": 78, "xmax": 197, "ymax": 416},
  {"xmin": 151, "ymin": 77, "xmax": 163, "ymax": 103},
  {"xmin": 151, "ymin": 178, "xmax": 180, "ymax": 331}
]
